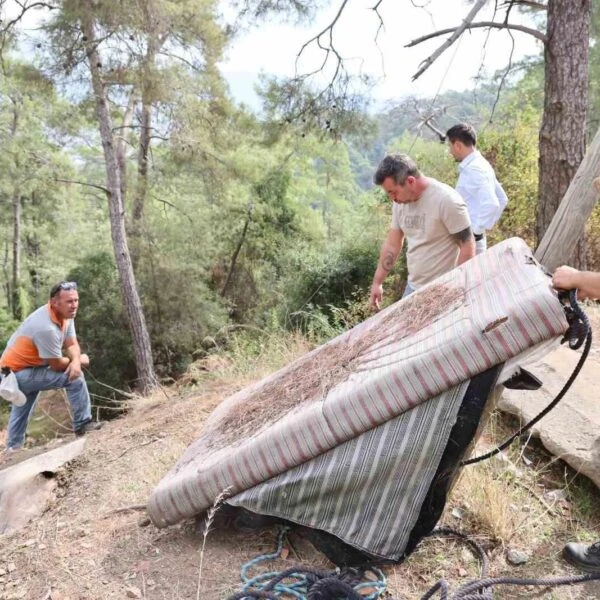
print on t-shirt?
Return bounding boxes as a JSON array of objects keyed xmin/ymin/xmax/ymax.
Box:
[{"xmin": 402, "ymin": 214, "xmax": 426, "ymax": 233}]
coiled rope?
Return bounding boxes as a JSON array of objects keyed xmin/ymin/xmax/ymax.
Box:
[{"xmin": 226, "ymin": 527, "xmax": 386, "ymax": 600}]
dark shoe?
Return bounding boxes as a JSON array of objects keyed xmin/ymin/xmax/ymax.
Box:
[
  {"xmin": 74, "ymin": 420, "xmax": 105, "ymax": 437},
  {"xmin": 563, "ymin": 541, "xmax": 600, "ymax": 573}
]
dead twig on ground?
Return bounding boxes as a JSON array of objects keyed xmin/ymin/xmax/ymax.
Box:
[
  {"xmin": 106, "ymin": 437, "xmax": 159, "ymax": 464},
  {"xmin": 100, "ymin": 504, "xmax": 147, "ymax": 518}
]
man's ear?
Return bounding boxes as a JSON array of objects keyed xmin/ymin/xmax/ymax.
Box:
[{"xmin": 405, "ymin": 175, "xmax": 416, "ymax": 186}]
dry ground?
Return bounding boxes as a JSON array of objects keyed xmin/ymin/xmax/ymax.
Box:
[{"xmin": 1, "ymin": 319, "xmax": 600, "ymax": 600}]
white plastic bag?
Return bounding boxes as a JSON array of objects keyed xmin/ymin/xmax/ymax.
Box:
[{"xmin": 0, "ymin": 371, "xmax": 26, "ymax": 407}]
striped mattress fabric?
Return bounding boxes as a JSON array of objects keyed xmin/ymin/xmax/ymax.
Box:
[
  {"xmin": 148, "ymin": 238, "xmax": 568, "ymax": 541},
  {"xmin": 228, "ymin": 382, "xmax": 469, "ymax": 559}
]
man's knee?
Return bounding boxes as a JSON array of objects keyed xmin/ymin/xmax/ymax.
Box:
[{"xmin": 65, "ymin": 374, "xmax": 87, "ymax": 390}]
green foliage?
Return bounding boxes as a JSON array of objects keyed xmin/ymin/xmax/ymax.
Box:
[
  {"xmin": 11, "ymin": 286, "xmax": 29, "ymax": 321},
  {"xmin": 232, "ymin": 0, "xmax": 318, "ymax": 23},
  {"xmin": 136, "ymin": 259, "xmax": 230, "ymax": 378},
  {"xmin": 282, "ymin": 237, "xmax": 380, "ymax": 330},
  {"xmin": 585, "ymin": 203, "xmax": 600, "ymax": 269},
  {"xmin": 258, "ymin": 75, "xmax": 375, "ymax": 143},
  {"xmin": 66, "ymin": 253, "xmax": 137, "ymax": 396},
  {"xmin": 0, "ymin": 308, "xmax": 19, "ymax": 350},
  {"xmin": 589, "ymin": 2, "xmax": 600, "ymax": 137},
  {"xmin": 478, "ymin": 115, "xmax": 539, "ymax": 248}
]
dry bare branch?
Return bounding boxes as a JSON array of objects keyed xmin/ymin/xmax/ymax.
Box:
[
  {"xmin": 54, "ymin": 178, "xmax": 110, "ymax": 195},
  {"xmin": 406, "ymin": 20, "xmax": 546, "ymax": 49},
  {"xmin": 293, "ymin": 0, "xmax": 351, "ymax": 97},
  {"xmin": 100, "ymin": 504, "xmax": 147, "ymax": 517},
  {"xmin": 0, "ymin": 0, "xmax": 56, "ymax": 69},
  {"xmin": 501, "ymin": 0, "xmax": 547, "ymax": 10},
  {"xmin": 371, "ymin": 0, "xmax": 385, "ymax": 43},
  {"xmin": 488, "ymin": 26, "xmax": 516, "ymax": 123},
  {"xmin": 421, "ymin": 117, "xmax": 446, "ymax": 142},
  {"xmin": 107, "ymin": 437, "xmax": 159, "ymax": 464},
  {"xmin": 409, "ymin": 0, "xmax": 488, "ymax": 81},
  {"xmin": 371, "ymin": 0, "xmax": 386, "ymax": 75}
]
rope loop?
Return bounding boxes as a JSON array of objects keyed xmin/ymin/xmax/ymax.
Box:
[{"xmin": 228, "ymin": 526, "xmax": 387, "ymax": 600}]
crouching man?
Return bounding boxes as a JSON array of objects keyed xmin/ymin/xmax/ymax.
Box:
[{"xmin": 0, "ymin": 281, "xmax": 103, "ymax": 451}]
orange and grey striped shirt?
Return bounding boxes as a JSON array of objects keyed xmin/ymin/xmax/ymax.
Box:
[{"xmin": 0, "ymin": 303, "xmax": 76, "ymax": 372}]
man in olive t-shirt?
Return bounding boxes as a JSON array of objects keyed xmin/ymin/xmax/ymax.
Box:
[{"xmin": 369, "ymin": 154, "xmax": 476, "ymax": 310}]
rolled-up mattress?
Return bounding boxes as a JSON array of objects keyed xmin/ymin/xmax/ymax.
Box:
[{"xmin": 148, "ymin": 238, "xmax": 567, "ymax": 560}]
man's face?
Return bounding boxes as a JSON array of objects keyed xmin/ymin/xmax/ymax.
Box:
[
  {"xmin": 447, "ymin": 140, "xmax": 463, "ymax": 162},
  {"xmin": 381, "ymin": 176, "xmax": 417, "ymax": 204},
  {"xmin": 51, "ymin": 290, "xmax": 79, "ymax": 320}
]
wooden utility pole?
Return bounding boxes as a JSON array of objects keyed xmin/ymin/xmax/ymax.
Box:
[{"xmin": 535, "ymin": 125, "xmax": 600, "ymax": 271}]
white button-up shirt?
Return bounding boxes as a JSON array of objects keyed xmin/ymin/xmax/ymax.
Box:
[{"xmin": 456, "ymin": 150, "xmax": 508, "ymax": 235}]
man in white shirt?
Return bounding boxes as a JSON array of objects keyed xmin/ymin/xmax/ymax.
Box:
[
  {"xmin": 446, "ymin": 123, "xmax": 508, "ymax": 254},
  {"xmin": 369, "ymin": 154, "xmax": 475, "ymax": 309}
]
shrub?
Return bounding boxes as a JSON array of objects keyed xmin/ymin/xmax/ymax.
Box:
[
  {"xmin": 66, "ymin": 253, "xmax": 137, "ymax": 398},
  {"xmin": 281, "ymin": 237, "xmax": 403, "ymax": 333}
]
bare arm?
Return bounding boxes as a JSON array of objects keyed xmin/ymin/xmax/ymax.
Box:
[
  {"xmin": 452, "ymin": 226, "xmax": 476, "ymax": 265},
  {"xmin": 553, "ymin": 266, "xmax": 600, "ymax": 300},
  {"xmin": 48, "ymin": 339, "xmax": 89, "ymax": 380},
  {"xmin": 47, "ymin": 356, "xmax": 71, "ymax": 372},
  {"xmin": 370, "ymin": 228, "xmax": 405, "ymax": 311}
]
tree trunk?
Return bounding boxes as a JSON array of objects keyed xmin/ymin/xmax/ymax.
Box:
[
  {"xmin": 133, "ymin": 100, "xmax": 151, "ymax": 227},
  {"xmin": 130, "ymin": 28, "xmax": 162, "ymax": 269},
  {"xmin": 116, "ymin": 90, "xmax": 137, "ymax": 209},
  {"xmin": 536, "ymin": 0, "xmax": 590, "ymax": 264},
  {"xmin": 129, "ymin": 98, "xmax": 151, "ymax": 271},
  {"xmin": 221, "ymin": 206, "xmax": 253, "ymax": 297},
  {"xmin": 535, "ymin": 125, "xmax": 600, "ymax": 271},
  {"xmin": 82, "ymin": 12, "xmax": 158, "ymax": 394},
  {"xmin": 11, "ymin": 188, "xmax": 21, "ymax": 320},
  {"xmin": 9, "ymin": 98, "xmax": 21, "ymax": 318},
  {"xmin": 2, "ymin": 240, "xmax": 10, "ymax": 311}
]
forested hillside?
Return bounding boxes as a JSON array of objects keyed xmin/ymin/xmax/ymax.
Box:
[{"xmin": 1, "ymin": 0, "xmax": 600, "ymax": 415}]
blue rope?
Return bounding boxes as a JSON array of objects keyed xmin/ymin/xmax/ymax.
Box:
[{"xmin": 233, "ymin": 527, "xmax": 387, "ymax": 600}]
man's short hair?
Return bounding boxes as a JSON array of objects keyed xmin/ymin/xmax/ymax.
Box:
[
  {"xmin": 446, "ymin": 123, "xmax": 477, "ymax": 147},
  {"xmin": 50, "ymin": 281, "xmax": 78, "ymax": 298},
  {"xmin": 374, "ymin": 154, "xmax": 421, "ymax": 185}
]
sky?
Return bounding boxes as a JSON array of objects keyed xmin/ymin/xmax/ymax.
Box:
[
  {"xmin": 2, "ymin": 0, "xmax": 544, "ymax": 110},
  {"xmin": 219, "ymin": 0, "xmax": 543, "ymax": 109}
]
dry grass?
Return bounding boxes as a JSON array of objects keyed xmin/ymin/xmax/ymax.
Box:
[
  {"xmin": 196, "ymin": 488, "xmax": 231, "ymax": 600},
  {"xmin": 453, "ymin": 465, "xmax": 526, "ymax": 545}
]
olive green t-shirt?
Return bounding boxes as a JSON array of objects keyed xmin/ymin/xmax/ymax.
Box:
[{"xmin": 391, "ymin": 178, "xmax": 471, "ymax": 289}]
